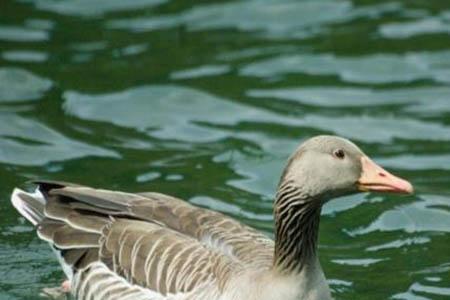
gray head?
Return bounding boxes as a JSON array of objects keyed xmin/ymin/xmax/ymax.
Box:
[
  {"xmin": 280, "ymin": 135, "xmax": 413, "ymax": 201},
  {"xmin": 273, "ymin": 135, "xmax": 413, "ymax": 274}
]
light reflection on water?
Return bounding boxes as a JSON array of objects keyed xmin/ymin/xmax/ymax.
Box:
[{"xmin": 0, "ymin": 0, "xmax": 449, "ymax": 299}]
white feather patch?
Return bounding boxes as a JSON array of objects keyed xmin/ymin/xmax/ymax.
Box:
[{"xmin": 11, "ymin": 188, "xmax": 45, "ymax": 225}]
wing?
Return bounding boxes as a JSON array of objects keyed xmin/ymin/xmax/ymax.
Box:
[
  {"xmin": 135, "ymin": 192, "xmax": 274, "ymax": 269},
  {"xmin": 67, "ymin": 218, "xmax": 236, "ymax": 298},
  {"xmin": 38, "ymin": 180, "xmax": 274, "ymax": 269},
  {"xmin": 13, "ymin": 180, "xmax": 273, "ymax": 298}
]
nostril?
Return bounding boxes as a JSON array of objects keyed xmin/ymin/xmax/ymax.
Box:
[{"xmin": 379, "ymin": 172, "xmax": 386, "ymax": 177}]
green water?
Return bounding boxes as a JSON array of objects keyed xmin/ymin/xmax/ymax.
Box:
[{"xmin": 1, "ymin": 0, "xmax": 450, "ymax": 299}]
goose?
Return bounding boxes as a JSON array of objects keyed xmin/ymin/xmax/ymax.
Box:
[{"xmin": 11, "ymin": 135, "xmax": 413, "ymax": 300}]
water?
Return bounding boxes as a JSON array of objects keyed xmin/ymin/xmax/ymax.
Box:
[{"xmin": 0, "ymin": 0, "xmax": 449, "ymax": 299}]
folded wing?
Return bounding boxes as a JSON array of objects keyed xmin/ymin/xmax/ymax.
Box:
[{"xmin": 12, "ymin": 180, "xmax": 274, "ymax": 298}]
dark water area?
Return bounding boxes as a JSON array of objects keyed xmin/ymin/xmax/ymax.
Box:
[{"xmin": 0, "ymin": 0, "xmax": 449, "ymax": 299}]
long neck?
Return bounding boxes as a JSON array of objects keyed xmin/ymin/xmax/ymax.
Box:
[{"xmin": 273, "ymin": 180, "xmax": 322, "ymax": 274}]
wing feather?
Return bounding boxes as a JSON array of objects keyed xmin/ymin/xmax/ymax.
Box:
[
  {"xmin": 13, "ymin": 180, "xmax": 273, "ymax": 299},
  {"xmin": 46, "ymin": 183, "xmax": 273, "ymax": 269}
]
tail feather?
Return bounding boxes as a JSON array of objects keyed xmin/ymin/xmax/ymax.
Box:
[
  {"xmin": 12, "ymin": 185, "xmax": 105, "ymax": 281},
  {"xmin": 11, "ymin": 188, "xmax": 45, "ymax": 226}
]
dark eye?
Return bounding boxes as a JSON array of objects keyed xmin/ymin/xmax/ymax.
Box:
[{"xmin": 333, "ymin": 149, "xmax": 345, "ymax": 159}]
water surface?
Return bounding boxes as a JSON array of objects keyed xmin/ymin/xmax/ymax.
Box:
[{"xmin": 0, "ymin": 0, "xmax": 449, "ymax": 299}]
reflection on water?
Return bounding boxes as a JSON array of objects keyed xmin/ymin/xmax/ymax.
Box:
[
  {"xmin": 107, "ymin": 0, "xmax": 399, "ymax": 39},
  {"xmin": 0, "ymin": 68, "xmax": 52, "ymax": 102},
  {"xmin": 63, "ymin": 85, "xmax": 280, "ymax": 142},
  {"xmin": 380, "ymin": 11, "xmax": 450, "ymax": 39},
  {"xmin": 248, "ymin": 86, "xmax": 450, "ymax": 108},
  {"xmin": 352, "ymin": 195, "xmax": 450, "ymax": 234},
  {"xmin": 0, "ymin": 0, "xmax": 449, "ymax": 299},
  {"xmin": 170, "ymin": 65, "xmax": 230, "ymax": 80},
  {"xmin": 240, "ymin": 51, "xmax": 450, "ymax": 84},
  {"xmin": 2, "ymin": 50, "xmax": 48, "ymax": 63},
  {"xmin": 25, "ymin": 0, "xmax": 168, "ymax": 17},
  {"xmin": 0, "ymin": 113, "xmax": 118, "ymax": 166},
  {"xmin": 0, "ymin": 25, "xmax": 49, "ymax": 42}
]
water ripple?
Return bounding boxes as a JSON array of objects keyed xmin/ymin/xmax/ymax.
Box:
[
  {"xmin": 107, "ymin": 0, "xmax": 400, "ymax": 39},
  {"xmin": 2, "ymin": 50, "xmax": 48, "ymax": 63},
  {"xmin": 248, "ymin": 86, "xmax": 450, "ymax": 110},
  {"xmin": 0, "ymin": 113, "xmax": 119, "ymax": 166},
  {"xmin": 0, "ymin": 25, "xmax": 49, "ymax": 42},
  {"xmin": 64, "ymin": 84, "xmax": 450, "ymax": 145},
  {"xmin": 24, "ymin": 0, "xmax": 168, "ymax": 17},
  {"xmin": 380, "ymin": 11, "xmax": 450, "ymax": 39},
  {"xmin": 170, "ymin": 65, "xmax": 230, "ymax": 80},
  {"xmin": 0, "ymin": 68, "xmax": 52, "ymax": 102},
  {"xmin": 351, "ymin": 195, "xmax": 450, "ymax": 234},
  {"xmin": 240, "ymin": 51, "xmax": 450, "ymax": 84}
]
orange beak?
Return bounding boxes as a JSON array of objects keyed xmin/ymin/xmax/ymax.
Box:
[{"xmin": 357, "ymin": 156, "xmax": 414, "ymax": 194}]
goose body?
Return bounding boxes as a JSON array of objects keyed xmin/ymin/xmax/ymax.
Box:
[{"xmin": 11, "ymin": 136, "xmax": 413, "ymax": 300}]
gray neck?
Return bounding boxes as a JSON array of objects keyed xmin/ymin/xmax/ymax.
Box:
[{"xmin": 273, "ymin": 180, "xmax": 322, "ymax": 274}]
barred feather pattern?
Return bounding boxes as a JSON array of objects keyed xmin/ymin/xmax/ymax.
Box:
[
  {"xmin": 11, "ymin": 181, "xmax": 278, "ymax": 300},
  {"xmin": 273, "ymin": 181, "xmax": 321, "ymax": 274},
  {"xmin": 73, "ymin": 262, "xmax": 225, "ymax": 300},
  {"xmin": 97, "ymin": 219, "xmax": 237, "ymax": 294}
]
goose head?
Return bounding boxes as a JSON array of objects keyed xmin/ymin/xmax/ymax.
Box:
[
  {"xmin": 273, "ymin": 136, "xmax": 413, "ymax": 274},
  {"xmin": 279, "ymin": 135, "xmax": 413, "ymax": 203}
]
